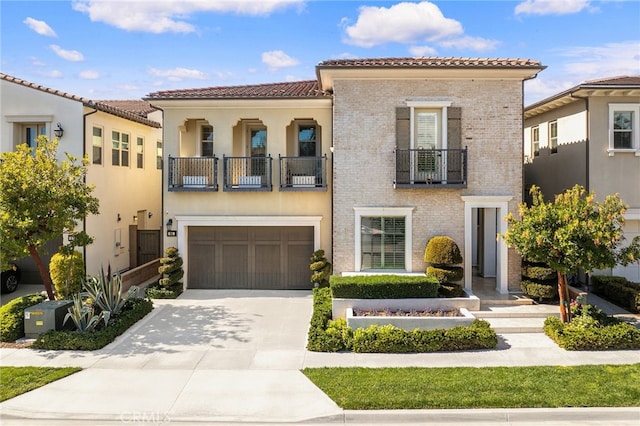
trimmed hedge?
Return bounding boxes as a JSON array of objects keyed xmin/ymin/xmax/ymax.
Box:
[
  {"xmin": 424, "ymin": 236, "xmax": 463, "ymax": 266},
  {"xmin": 522, "ymin": 265, "xmax": 555, "ymax": 281},
  {"xmin": 0, "ymin": 293, "xmax": 47, "ymax": 342},
  {"xmin": 426, "ymin": 266, "xmax": 463, "ymax": 283},
  {"xmin": 352, "ymin": 320, "xmax": 497, "ymax": 353},
  {"xmin": 543, "ymin": 304, "xmax": 640, "ymax": 350},
  {"xmin": 31, "ymin": 298, "xmax": 153, "ymax": 350},
  {"xmin": 591, "ymin": 275, "xmax": 640, "ymax": 314},
  {"xmin": 520, "ymin": 280, "xmax": 558, "ymax": 301},
  {"xmin": 306, "ymin": 287, "xmax": 497, "ymax": 353},
  {"xmin": 330, "ymin": 275, "xmax": 439, "ymax": 299}
]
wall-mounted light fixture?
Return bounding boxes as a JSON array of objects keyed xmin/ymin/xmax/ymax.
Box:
[
  {"xmin": 133, "ymin": 215, "xmax": 138, "ymax": 222},
  {"xmin": 148, "ymin": 212, "xmax": 153, "ymax": 219},
  {"xmin": 117, "ymin": 213, "xmax": 121, "ymax": 222},
  {"xmin": 166, "ymin": 218, "xmax": 173, "ymax": 229},
  {"xmin": 54, "ymin": 122, "xmax": 64, "ymax": 139}
]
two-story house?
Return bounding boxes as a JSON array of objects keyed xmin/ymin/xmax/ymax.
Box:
[
  {"xmin": 524, "ymin": 76, "xmax": 640, "ymax": 282},
  {"xmin": 1, "ymin": 74, "xmax": 163, "ymax": 283},
  {"xmin": 147, "ymin": 57, "xmax": 545, "ymax": 294}
]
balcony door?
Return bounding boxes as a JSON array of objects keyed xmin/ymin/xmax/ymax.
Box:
[
  {"xmin": 247, "ymin": 125, "xmax": 267, "ymax": 179},
  {"xmin": 412, "ymin": 108, "xmax": 445, "ymax": 182}
]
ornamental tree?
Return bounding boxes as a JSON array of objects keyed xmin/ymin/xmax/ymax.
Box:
[
  {"xmin": 0, "ymin": 136, "xmax": 100, "ymax": 300},
  {"xmin": 502, "ymin": 185, "xmax": 640, "ymax": 323}
]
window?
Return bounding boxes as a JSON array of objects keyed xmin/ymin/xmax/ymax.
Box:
[
  {"xmin": 250, "ymin": 127, "xmax": 267, "ymax": 157},
  {"xmin": 298, "ymin": 125, "xmax": 317, "ymax": 157},
  {"xmin": 354, "ymin": 207, "xmax": 413, "ymax": 272},
  {"xmin": 156, "ymin": 140, "xmax": 163, "ymax": 169},
  {"xmin": 549, "ymin": 121, "xmax": 558, "ymax": 154},
  {"xmin": 136, "ymin": 137, "xmax": 144, "ymax": 168},
  {"xmin": 609, "ymin": 104, "xmax": 640, "ymax": 154},
  {"xmin": 112, "ymin": 131, "xmax": 130, "ymax": 166},
  {"xmin": 92, "ymin": 127, "xmax": 103, "ymax": 165},
  {"xmin": 23, "ymin": 123, "xmax": 46, "ymax": 148},
  {"xmin": 200, "ymin": 124, "xmax": 213, "ymax": 156},
  {"xmin": 532, "ymin": 126, "xmax": 540, "ymax": 156}
]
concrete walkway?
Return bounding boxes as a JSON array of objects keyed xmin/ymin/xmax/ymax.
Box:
[{"xmin": 1, "ymin": 290, "xmax": 639, "ymax": 424}]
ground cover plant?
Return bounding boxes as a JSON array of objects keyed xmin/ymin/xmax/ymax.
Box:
[
  {"xmin": 544, "ymin": 303, "xmax": 640, "ymax": 350},
  {"xmin": 0, "ymin": 367, "xmax": 81, "ymax": 402},
  {"xmin": 302, "ymin": 364, "xmax": 640, "ymax": 409}
]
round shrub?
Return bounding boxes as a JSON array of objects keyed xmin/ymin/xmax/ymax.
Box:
[
  {"xmin": 424, "ymin": 236, "xmax": 462, "ymax": 266},
  {"xmin": 427, "ymin": 266, "xmax": 463, "ymax": 283},
  {"xmin": 50, "ymin": 251, "xmax": 85, "ymax": 300},
  {"xmin": 438, "ymin": 283, "xmax": 465, "ymax": 298},
  {"xmin": 520, "ymin": 280, "xmax": 558, "ymax": 301},
  {"xmin": 522, "ymin": 265, "xmax": 555, "ymax": 281}
]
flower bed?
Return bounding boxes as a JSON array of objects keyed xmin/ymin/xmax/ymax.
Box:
[{"xmin": 346, "ymin": 307, "xmax": 475, "ymax": 331}]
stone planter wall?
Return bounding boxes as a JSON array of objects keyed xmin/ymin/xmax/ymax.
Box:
[
  {"xmin": 346, "ymin": 307, "xmax": 476, "ymax": 331},
  {"xmin": 332, "ymin": 294, "xmax": 480, "ymax": 320}
]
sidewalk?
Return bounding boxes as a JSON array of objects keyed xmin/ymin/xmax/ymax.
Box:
[{"xmin": 1, "ymin": 290, "xmax": 639, "ymax": 424}]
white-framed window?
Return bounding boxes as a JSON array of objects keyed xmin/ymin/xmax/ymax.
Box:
[
  {"xmin": 549, "ymin": 121, "xmax": 558, "ymax": 154},
  {"xmin": 156, "ymin": 140, "xmax": 163, "ymax": 169},
  {"xmin": 92, "ymin": 126, "xmax": 103, "ymax": 165},
  {"xmin": 406, "ymin": 100, "xmax": 451, "ymax": 150},
  {"xmin": 136, "ymin": 136, "xmax": 144, "ymax": 168},
  {"xmin": 354, "ymin": 207, "xmax": 414, "ymax": 272},
  {"xmin": 609, "ymin": 103, "xmax": 640, "ymax": 155},
  {"xmin": 199, "ymin": 123, "xmax": 214, "ymax": 157},
  {"xmin": 112, "ymin": 131, "xmax": 130, "ymax": 166},
  {"xmin": 532, "ymin": 126, "xmax": 540, "ymax": 156}
]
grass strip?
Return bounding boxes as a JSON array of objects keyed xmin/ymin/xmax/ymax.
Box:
[
  {"xmin": 302, "ymin": 364, "xmax": 640, "ymax": 409},
  {"xmin": 0, "ymin": 366, "xmax": 81, "ymax": 402}
]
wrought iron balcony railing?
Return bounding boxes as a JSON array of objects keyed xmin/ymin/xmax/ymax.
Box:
[
  {"xmin": 168, "ymin": 156, "xmax": 218, "ymax": 191},
  {"xmin": 279, "ymin": 155, "xmax": 328, "ymax": 191},
  {"xmin": 223, "ymin": 155, "xmax": 272, "ymax": 191},
  {"xmin": 395, "ymin": 148, "xmax": 467, "ymax": 188}
]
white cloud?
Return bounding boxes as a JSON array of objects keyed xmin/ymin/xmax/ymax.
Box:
[
  {"xmin": 409, "ymin": 45, "xmax": 438, "ymax": 56},
  {"xmin": 79, "ymin": 70, "xmax": 100, "ymax": 79},
  {"xmin": 438, "ymin": 36, "xmax": 500, "ymax": 51},
  {"xmin": 29, "ymin": 56, "xmax": 46, "ymax": 66},
  {"xmin": 515, "ymin": 0, "xmax": 591, "ymax": 16},
  {"xmin": 50, "ymin": 45, "xmax": 84, "ymax": 62},
  {"xmin": 72, "ymin": 0, "xmax": 304, "ymax": 33},
  {"xmin": 262, "ymin": 50, "xmax": 299, "ymax": 71},
  {"xmin": 38, "ymin": 69, "xmax": 63, "ymax": 78},
  {"xmin": 343, "ymin": 1, "xmax": 462, "ymax": 48},
  {"xmin": 148, "ymin": 67, "xmax": 208, "ymax": 81},
  {"xmin": 23, "ymin": 17, "xmax": 57, "ymax": 37}
]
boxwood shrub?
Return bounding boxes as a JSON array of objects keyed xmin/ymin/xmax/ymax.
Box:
[
  {"xmin": 520, "ymin": 280, "xmax": 558, "ymax": 301},
  {"xmin": 306, "ymin": 287, "xmax": 497, "ymax": 353},
  {"xmin": 591, "ymin": 275, "xmax": 640, "ymax": 314},
  {"xmin": 330, "ymin": 274, "xmax": 439, "ymax": 299},
  {"xmin": 31, "ymin": 298, "xmax": 153, "ymax": 350},
  {"xmin": 543, "ymin": 304, "xmax": 640, "ymax": 350},
  {"xmin": 0, "ymin": 293, "xmax": 46, "ymax": 342}
]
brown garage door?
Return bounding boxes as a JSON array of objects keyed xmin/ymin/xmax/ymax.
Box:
[{"xmin": 188, "ymin": 226, "xmax": 314, "ymax": 289}]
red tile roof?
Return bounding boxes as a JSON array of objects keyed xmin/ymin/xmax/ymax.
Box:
[
  {"xmin": 145, "ymin": 80, "xmax": 328, "ymax": 100},
  {"xmin": 0, "ymin": 73, "xmax": 161, "ymax": 128},
  {"xmin": 317, "ymin": 57, "xmax": 544, "ymax": 69}
]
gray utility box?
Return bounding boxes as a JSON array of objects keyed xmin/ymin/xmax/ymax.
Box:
[{"xmin": 24, "ymin": 300, "xmax": 74, "ymax": 338}]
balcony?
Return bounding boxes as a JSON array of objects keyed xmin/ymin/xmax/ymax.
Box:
[
  {"xmin": 395, "ymin": 148, "xmax": 467, "ymax": 188},
  {"xmin": 279, "ymin": 155, "xmax": 328, "ymax": 191},
  {"xmin": 223, "ymin": 155, "xmax": 272, "ymax": 192},
  {"xmin": 168, "ymin": 156, "xmax": 218, "ymax": 191}
]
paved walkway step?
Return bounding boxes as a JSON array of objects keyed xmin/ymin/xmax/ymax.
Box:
[{"xmin": 472, "ymin": 304, "xmax": 561, "ymax": 333}]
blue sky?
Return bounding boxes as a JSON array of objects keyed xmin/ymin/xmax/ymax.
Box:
[{"xmin": 1, "ymin": 0, "xmax": 639, "ymax": 105}]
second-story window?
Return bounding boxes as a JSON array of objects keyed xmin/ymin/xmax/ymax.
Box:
[
  {"xmin": 93, "ymin": 127, "xmax": 103, "ymax": 165},
  {"xmin": 532, "ymin": 126, "xmax": 540, "ymax": 156},
  {"xmin": 549, "ymin": 121, "xmax": 558, "ymax": 154},
  {"xmin": 609, "ymin": 104, "xmax": 639, "ymax": 151},
  {"xmin": 298, "ymin": 125, "xmax": 317, "ymax": 156},
  {"xmin": 200, "ymin": 124, "xmax": 214, "ymax": 156},
  {"xmin": 136, "ymin": 136, "xmax": 144, "ymax": 168},
  {"xmin": 112, "ymin": 131, "xmax": 130, "ymax": 167},
  {"xmin": 156, "ymin": 140, "xmax": 163, "ymax": 169},
  {"xmin": 121, "ymin": 133, "xmax": 129, "ymax": 167}
]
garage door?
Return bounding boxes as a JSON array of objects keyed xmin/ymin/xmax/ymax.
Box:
[{"xmin": 188, "ymin": 226, "xmax": 314, "ymax": 289}]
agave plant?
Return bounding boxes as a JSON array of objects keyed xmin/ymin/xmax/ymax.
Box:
[
  {"xmin": 63, "ymin": 293, "xmax": 105, "ymax": 332},
  {"xmin": 83, "ymin": 267, "xmax": 139, "ymax": 323}
]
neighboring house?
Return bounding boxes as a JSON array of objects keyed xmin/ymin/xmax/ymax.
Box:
[
  {"xmin": 0, "ymin": 74, "xmax": 163, "ymax": 283},
  {"xmin": 147, "ymin": 57, "xmax": 545, "ymax": 294},
  {"xmin": 524, "ymin": 76, "xmax": 640, "ymax": 282}
]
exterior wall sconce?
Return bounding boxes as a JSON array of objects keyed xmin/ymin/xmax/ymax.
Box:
[
  {"xmin": 166, "ymin": 218, "xmax": 173, "ymax": 229},
  {"xmin": 117, "ymin": 213, "xmax": 121, "ymax": 222},
  {"xmin": 166, "ymin": 218, "xmax": 177, "ymax": 236},
  {"xmin": 148, "ymin": 212, "xmax": 153, "ymax": 218},
  {"xmin": 133, "ymin": 215, "xmax": 138, "ymax": 222},
  {"xmin": 54, "ymin": 122, "xmax": 64, "ymax": 139}
]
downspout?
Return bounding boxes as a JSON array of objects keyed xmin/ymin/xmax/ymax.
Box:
[
  {"xmin": 82, "ymin": 107, "xmax": 98, "ymax": 277},
  {"xmin": 569, "ymin": 92, "xmax": 590, "ymax": 192},
  {"xmin": 148, "ymin": 104, "xmax": 165, "ymax": 251}
]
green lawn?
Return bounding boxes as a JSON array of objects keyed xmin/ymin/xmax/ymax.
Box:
[
  {"xmin": 0, "ymin": 366, "xmax": 81, "ymax": 402},
  {"xmin": 303, "ymin": 364, "xmax": 640, "ymax": 409}
]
